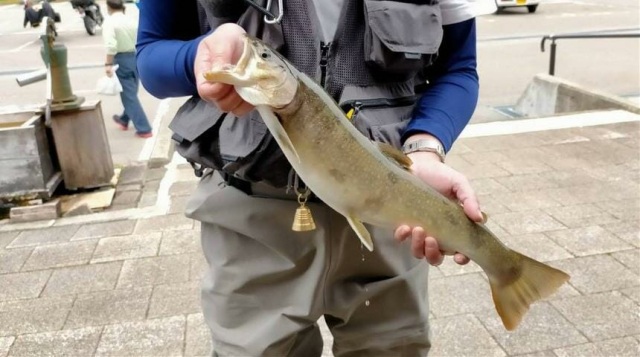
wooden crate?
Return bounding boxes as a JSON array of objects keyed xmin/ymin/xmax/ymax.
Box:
[
  {"xmin": 0, "ymin": 111, "xmax": 62, "ymax": 200},
  {"xmin": 50, "ymin": 100, "xmax": 114, "ymax": 190}
]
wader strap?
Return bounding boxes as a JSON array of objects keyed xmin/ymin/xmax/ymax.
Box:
[{"xmin": 222, "ymin": 172, "xmax": 321, "ymax": 202}]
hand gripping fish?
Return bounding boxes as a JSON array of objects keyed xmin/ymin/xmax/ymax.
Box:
[{"xmin": 204, "ymin": 35, "xmax": 570, "ymax": 331}]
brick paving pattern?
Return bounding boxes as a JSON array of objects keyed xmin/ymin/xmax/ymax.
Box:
[{"xmin": 0, "ymin": 120, "xmax": 638, "ymax": 356}]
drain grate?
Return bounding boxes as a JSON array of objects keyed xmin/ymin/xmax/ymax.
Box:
[{"xmin": 492, "ymin": 105, "xmax": 525, "ymax": 119}]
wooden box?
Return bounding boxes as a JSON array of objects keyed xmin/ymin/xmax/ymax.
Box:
[
  {"xmin": 0, "ymin": 111, "xmax": 61, "ymax": 200},
  {"xmin": 50, "ymin": 100, "xmax": 114, "ymax": 190}
]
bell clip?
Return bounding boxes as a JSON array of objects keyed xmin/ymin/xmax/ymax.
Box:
[{"xmin": 292, "ymin": 204, "xmax": 316, "ymax": 231}]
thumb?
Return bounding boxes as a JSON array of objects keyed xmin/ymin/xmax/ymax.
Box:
[
  {"xmin": 453, "ymin": 175, "xmax": 483, "ymax": 223},
  {"xmin": 206, "ymin": 38, "xmax": 236, "ymax": 69},
  {"xmin": 198, "ymin": 24, "xmax": 246, "ymax": 71}
]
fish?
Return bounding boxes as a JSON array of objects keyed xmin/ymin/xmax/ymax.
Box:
[{"xmin": 203, "ymin": 34, "xmax": 570, "ymax": 331}]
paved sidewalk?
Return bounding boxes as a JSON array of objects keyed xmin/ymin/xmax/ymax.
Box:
[{"xmin": 0, "ymin": 111, "xmax": 638, "ymax": 356}]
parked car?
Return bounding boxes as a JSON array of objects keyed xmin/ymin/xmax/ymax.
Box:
[{"xmin": 495, "ymin": 0, "xmax": 539, "ymax": 13}]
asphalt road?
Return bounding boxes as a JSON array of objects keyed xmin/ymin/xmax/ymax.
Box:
[
  {"xmin": 0, "ymin": 0, "xmax": 638, "ymax": 163},
  {"xmin": 476, "ymin": 0, "xmax": 640, "ymax": 121}
]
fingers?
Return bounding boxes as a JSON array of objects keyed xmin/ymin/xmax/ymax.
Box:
[
  {"xmin": 215, "ymin": 87, "xmax": 244, "ymax": 111},
  {"xmin": 232, "ymin": 101, "xmax": 255, "ymax": 117},
  {"xmin": 453, "ymin": 253, "xmax": 470, "ymax": 265},
  {"xmin": 394, "ymin": 225, "xmax": 411, "ymax": 242},
  {"xmin": 452, "ymin": 173, "xmax": 484, "ymax": 223},
  {"xmin": 197, "ymin": 24, "xmax": 245, "ymax": 73},
  {"xmin": 396, "ymin": 225, "xmax": 470, "ymax": 266},
  {"xmin": 404, "ymin": 226, "xmax": 445, "ymax": 266},
  {"xmin": 198, "ymin": 86, "xmax": 254, "ymax": 116},
  {"xmin": 424, "ymin": 236, "xmax": 444, "ymax": 266},
  {"xmin": 411, "ymin": 227, "xmax": 426, "ymax": 259},
  {"xmin": 195, "ymin": 24, "xmax": 251, "ymax": 111}
]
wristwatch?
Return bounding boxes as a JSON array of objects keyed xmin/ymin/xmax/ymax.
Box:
[{"xmin": 401, "ymin": 139, "xmax": 446, "ymax": 163}]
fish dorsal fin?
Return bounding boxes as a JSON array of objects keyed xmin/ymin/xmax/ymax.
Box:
[
  {"xmin": 376, "ymin": 142, "xmax": 413, "ymax": 171},
  {"xmin": 345, "ymin": 214, "xmax": 374, "ymax": 251}
]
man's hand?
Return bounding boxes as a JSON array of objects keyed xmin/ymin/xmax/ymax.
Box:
[
  {"xmin": 194, "ymin": 23, "xmax": 253, "ymax": 116},
  {"xmin": 394, "ymin": 134, "xmax": 483, "ymax": 266},
  {"xmin": 105, "ymin": 65, "xmax": 114, "ymax": 77}
]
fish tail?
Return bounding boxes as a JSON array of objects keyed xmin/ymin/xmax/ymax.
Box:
[{"xmin": 489, "ymin": 253, "xmax": 570, "ymax": 330}]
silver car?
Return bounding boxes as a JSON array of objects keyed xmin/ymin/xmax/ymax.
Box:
[{"xmin": 495, "ymin": 0, "xmax": 540, "ymax": 13}]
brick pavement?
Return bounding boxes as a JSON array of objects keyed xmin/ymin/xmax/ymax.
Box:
[{"xmin": 0, "ymin": 112, "xmax": 638, "ymax": 356}]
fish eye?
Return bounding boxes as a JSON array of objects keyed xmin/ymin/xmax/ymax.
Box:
[{"xmin": 261, "ymin": 52, "xmax": 270, "ymax": 59}]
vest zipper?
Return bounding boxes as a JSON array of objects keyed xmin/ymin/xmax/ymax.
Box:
[
  {"xmin": 340, "ymin": 95, "xmax": 417, "ymax": 119},
  {"xmin": 319, "ymin": 42, "xmax": 330, "ymax": 88}
]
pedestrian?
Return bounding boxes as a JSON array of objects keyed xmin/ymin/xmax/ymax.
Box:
[
  {"xmin": 22, "ymin": 0, "xmax": 42, "ymax": 28},
  {"xmin": 137, "ymin": 1, "xmax": 483, "ymax": 355},
  {"xmin": 103, "ymin": 0, "xmax": 152, "ymax": 138}
]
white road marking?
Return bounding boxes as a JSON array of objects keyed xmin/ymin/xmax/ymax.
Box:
[
  {"xmin": 460, "ymin": 109, "xmax": 640, "ymax": 138},
  {"xmin": 0, "ymin": 4, "xmax": 18, "ymax": 11},
  {"xmin": 153, "ymin": 151, "xmax": 188, "ymax": 216},
  {"xmin": 9, "ymin": 39, "xmax": 38, "ymax": 52}
]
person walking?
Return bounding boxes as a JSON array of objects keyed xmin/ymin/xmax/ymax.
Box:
[
  {"xmin": 103, "ymin": 0, "xmax": 152, "ymax": 138},
  {"xmin": 22, "ymin": 0, "xmax": 42, "ymax": 28},
  {"xmin": 137, "ymin": 1, "xmax": 482, "ymax": 355}
]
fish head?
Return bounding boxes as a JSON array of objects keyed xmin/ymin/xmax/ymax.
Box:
[{"xmin": 203, "ymin": 34, "xmax": 298, "ymax": 109}]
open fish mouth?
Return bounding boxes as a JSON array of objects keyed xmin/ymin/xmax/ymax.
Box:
[
  {"xmin": 202, "ymin": 34, "xmax": 299, "ymax": 109},
  {"xmin": 203, "ymin": 34, "xmax": 257, "ymax": 86}
]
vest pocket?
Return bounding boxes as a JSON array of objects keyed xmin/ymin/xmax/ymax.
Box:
[
  {"xmin": 170, "ymin": 97, "xmax": 272, "ymax": 178},
  {"xmin": 363, "ymin": 0, "xmax": 443, "ymax": 74},
  {"xmin": 339, "ymin": 85, "xmax": 417, "ymax": 149}
]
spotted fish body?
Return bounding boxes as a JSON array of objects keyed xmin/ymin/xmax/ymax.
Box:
[{"xmin": 204, "ymin": 35, "xmax": 570, "ymax": 330}]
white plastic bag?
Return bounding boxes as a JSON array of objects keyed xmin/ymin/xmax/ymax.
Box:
[{"xmin": 96, "ymin": 65, "xmax": 123, "ymax": 95}]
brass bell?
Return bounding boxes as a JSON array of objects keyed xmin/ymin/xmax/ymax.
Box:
[{"xmin": 292, "ymin": 204, "xmax": 316, "ymax": 231}]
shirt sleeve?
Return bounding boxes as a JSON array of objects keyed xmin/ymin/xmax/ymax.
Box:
[
  {"xmin": 402, "ymin": 17, "xmax": 479, "ymax": 152},
  {"xmin": 102, "ymin": 19, "xmax": 117, "ymax": 55},
  {"xmin": 136, "ymin": 0, "xmax": 207, "ymax": 98},
  {"xmin": 440, "ymin": 0, "xmax": 477, "ymax": 25}
]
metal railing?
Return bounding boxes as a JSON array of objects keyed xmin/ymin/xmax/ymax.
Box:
[{"xmin": 540, "ymin": 33, "xmax": 640, "ymax": 75}]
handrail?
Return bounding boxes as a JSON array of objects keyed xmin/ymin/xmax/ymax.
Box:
[{"xmin": 540, "ymin": 33, "xmax": 640, "ymax": 75}]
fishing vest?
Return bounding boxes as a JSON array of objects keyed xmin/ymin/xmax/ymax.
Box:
[{"xmin": 171, "ymin": 0, "xmax": 443, "ymax": 187}]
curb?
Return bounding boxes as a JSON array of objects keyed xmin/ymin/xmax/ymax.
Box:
[
  {"xmin": 146, "ymin": 97, "xmax": 187, "ymax": 169},
  {"xmin": 515, "ymin": 73, "xmax": 640, "ymax": 118}
]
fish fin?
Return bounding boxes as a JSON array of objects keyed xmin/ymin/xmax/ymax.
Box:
[
  {"xmin": 345, "ymin": 215, "xmax": 374, "ymax": 252},
  {"xmin": 376, "ymin": 142, "xmax": 413, "ymax": 171},
  {"xmin": 489, "ymin": 253, "xmax": 570, "ymax": 330},
  {"xmin": 256, "ymin": 106, "xmax": 301, "ymax": 163}
]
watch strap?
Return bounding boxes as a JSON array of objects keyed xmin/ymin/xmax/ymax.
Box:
[{"xmin": 401, "ymin": 139, "xmax": 446, "ymax": 162}]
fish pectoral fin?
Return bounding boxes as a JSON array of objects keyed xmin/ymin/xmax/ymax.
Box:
[
  {"xmin": 345, "ymin": 215, "xmax": 374, "ymax": 252},
  {"xmin": 256, "ymin": 106, "xmax": 301, "ymax": 163},
  {"xmin": 489, "ymin": 253, "xmax": 570, "ymax": 330},
  {"xmin": 376, "ymin": 142, "xmax": 413, "ymax": 171}
]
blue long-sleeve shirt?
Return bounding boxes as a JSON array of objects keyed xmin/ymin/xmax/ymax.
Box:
[{"xmin": 136, "ymin": 1, "xmax": 478, "ymax": 151}]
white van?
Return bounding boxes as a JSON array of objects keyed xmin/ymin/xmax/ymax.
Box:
[{"xmin": 495, "ymin": 0, "xmax": 540, "ymax": 13}]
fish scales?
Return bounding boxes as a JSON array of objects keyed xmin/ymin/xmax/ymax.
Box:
[
  {"xmin": 278, "ymin": 81, "xmax": 498, "ymax": 264},
  {"xmin": 203, "ymin": 35, "xmax": 570, "ymax": 331}
]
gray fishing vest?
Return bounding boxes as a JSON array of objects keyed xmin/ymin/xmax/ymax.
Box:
[{"xmin": 171, "ymin": 0, "xmax": 443, "ymax": 187}]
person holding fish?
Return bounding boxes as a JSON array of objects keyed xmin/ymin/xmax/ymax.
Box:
[{"xmin": 136, "ymin": 0, "xmax": 568, "ymax": 355}]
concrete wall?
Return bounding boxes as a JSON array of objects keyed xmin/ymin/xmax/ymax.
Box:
[{"xmin": 515, "ymin": 74, "xmax": 640, "ymax": 118}]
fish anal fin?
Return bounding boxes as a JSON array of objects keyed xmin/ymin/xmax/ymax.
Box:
[
  {"xmin": 345, "ymin": 215, "xmax": 374, "ymax": 252},
  {"xmin": 256, "ymin": 106, "xmax": 301, "ymax": 163},
  {"xmin": 489, "ymin": 253, "xmax": 570, "ymax": 330},
  {"xmin": 376, "ymin": 142, "xmax": 412, "ymax": 171}
]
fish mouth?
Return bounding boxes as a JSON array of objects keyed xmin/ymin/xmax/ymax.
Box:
[{"xmin": 203, "ymin": 34, "xmax": 256, "ymax": 86}]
